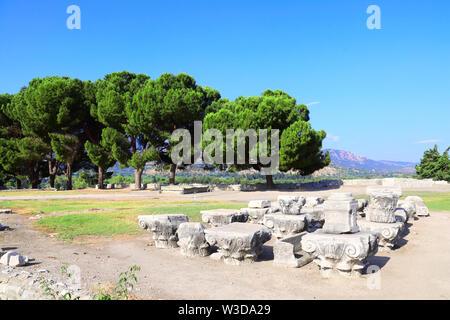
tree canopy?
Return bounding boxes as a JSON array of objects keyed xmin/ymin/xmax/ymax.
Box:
[{"xmin": 416, "ymin": 145, "xmax": 450, "ymax": 182}]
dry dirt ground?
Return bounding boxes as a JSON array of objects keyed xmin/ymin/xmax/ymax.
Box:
[{"xmin": 1, "ymin": 186, "xmax": 450, "ymax": 300}]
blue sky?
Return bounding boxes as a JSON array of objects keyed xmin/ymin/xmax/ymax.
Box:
[{"xmin": 1, "ymin": 0, "xmax": 449, "ymax": 162}]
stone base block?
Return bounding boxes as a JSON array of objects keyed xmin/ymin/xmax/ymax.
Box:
[
  {"xmin": 138, "ymin": 214, "xmax": 189, "ymax": 248},
  {"xmin": 273, "ymin": 232, "xmax": 312, "ymax": 268},
  {"xmin": 263, "ymin": 214, "xmax": 306, "ymax": 239},
  {"xmin": 357, "ymin": 219, "xmax": 404, "ymax": 250},
  {"xmin": 248, "ymin": 200, "xmax": 271, "ymax": 209},
  {"xmin": 201, "ymin": 209, "xmax": 248, "ymax": 227},
  {"xmin": 176, "ymin": 222, "xmax": 211, "ymax": 257},
  {"xmin": 301, "ymin": 230, "xmax": 379, "ymax": 277},
  {"xmin": 240, "ymin": 208, "xmax": 270, "ymax": 224},
  {"xmin": 205, "ymin": 223, "xmax": 271, "ymax": 265}
]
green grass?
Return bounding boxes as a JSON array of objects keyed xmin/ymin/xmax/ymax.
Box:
[
  {"xmin": 1, "ymin": 198, "xmax": 246, "ymax": 241},
  {"xmin": 401, "ymin": 192, "xmax": 450, "ymax": 212},
  {"xmin": 35, "ymin": 214, "xmax": 141, "ymax": 240}
]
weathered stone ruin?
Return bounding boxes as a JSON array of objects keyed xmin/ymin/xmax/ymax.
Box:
[
  {"xmin": 357, "ymin": 187, "xmax": 405, "ymax": 250},
  {"xmin": 263, "ymin": 214, "xmax": 306, "ymax": 239},
  {"xmin": 277, "ymin": 196, "xmax": 305, "ymax": 215},
  {"xmin": 204, "ymin": 223, "xmax": 271, "ymax": 265},
  {"xmin": 273, "ymin": 232, "xmax": 312, "ymax": 268},
  {"xmin": 301, "ymin": 193, "xmax": 379, "ymax": 277},
  {"xmin": 201, "ymin": 209, "xmax": 248, "ymax": 227},
  {"xmin": 240, "ymin": 200, "xmax": 272, "ymax": 224},
  {"xmin": 138, "ymin": 214, "xmax": 189, "ymax": 248},
  {"xmin": 176, "ymin": 222, "xmax": 211, "ymax": 257},
  {"xmin": 405, "ymin": 196, "xmax": 430, "ymax": 217}
]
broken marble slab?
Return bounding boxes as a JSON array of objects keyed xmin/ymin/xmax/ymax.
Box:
[
  {"xmin": 138, "ymin": 214, "xmax": 189, "ymax": 248},
  {"xmin": 201, "ymin": 209, "xmax": 248, "ymax": 227},
  {"xmin": 204, "ymin": 223, "xmax": 271, "ymax": 265}
]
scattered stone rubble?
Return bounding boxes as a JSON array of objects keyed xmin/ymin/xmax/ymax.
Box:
[
  {"xmin": 125, "ymin": 189, "xmax": 428, "ymax": 277},
  {"xmin": 0, "ymin": 266, "xmax": 92, "ymax": 300}
]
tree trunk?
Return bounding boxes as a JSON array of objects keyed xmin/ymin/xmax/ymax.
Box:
[
  {"xmin": 49, "ymin": 175, "xmax": 55, "ymax": 189},
  {"xmin": 16, "ymin": 178, "xmax": 22, "ymax": 190},
  {"xmin": 66, "ymin": 163, "xmax": 72, "ymax": 191},
  {"xmin": 169, "ymin": 164, "xmax": 177, "ymax": 185},
  {"xmin": 98, "ymin": 166, "xmax": 105, "ymax": 189},
  {"xmin": 265, "ymin": 175, "xmax": 275, "ymax": 189},
  {"xmin": 30, "ymin": 164, "xmax": 40, "ymax": 189},
  {"xmin": 134, "ymin": 168, "xmax": 143, "ymax": 190},
  {"xmin": 48, "ymin": 158, "xmax": 58, "ymax": 188}
]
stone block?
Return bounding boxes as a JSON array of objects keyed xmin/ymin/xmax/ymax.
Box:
[
  {"xmin": 277, "ymin": 195, "xmax": 305, "ymax": 215},
  {"xmin": 263, "ymin": 214, "xmax": 306, "ymax": 239},
  {"xmin": 273, "ymin": 232, "xmax": 313, "ymax": 268},
  {"xmin": 201, "ymin": 209, "xmax": 248, "ymax": 227},
  {"xmin": 304, "ymin": 197, "xmax": 325, "ymax": 208},
  {"xmin": 397, "ymin": 200, "xmax": 416, "ymax": 220},
  {"xmin": 0, "ymin": 252, "xmax": 28, "ymax": 267},
  {"xmin": 405, "ymin": 196, "xmax": 430, "ymax": 217},
  {"xmin": 204, "ymin": 223, "xmax": 271, "ymax": 265},
  {"xmin": 301, "ymin": 230, "xmax": 379, "ymax": 277},
  {"xmin": 365, "ymin": 190, "xmax": 399, "ymax": 223},
  {"xmin": 138, "ymin": 214, "xmax": 189, "ymax": 248},
  {"xmin": 357, "ymin": 219, "xmax": 404, "ymax": 250},
  {"xmin": 176, "ymin": 222, "xmax": 210, "ymax": 257},
  {"xmin": 248, "ymin": 200, "xmax": 271, "ymax": 209},
  {"xmin": 322, "ymin": 193, "xmax": 359, "ymax": 234},
  {"xmin": 240, "ymin": 207, "xmax": 270, "ymax": 224}
]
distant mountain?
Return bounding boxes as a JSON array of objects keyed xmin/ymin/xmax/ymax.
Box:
[{"xmin": 325, "ymin": 149, "xmax": 417, "ymax": 173}]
